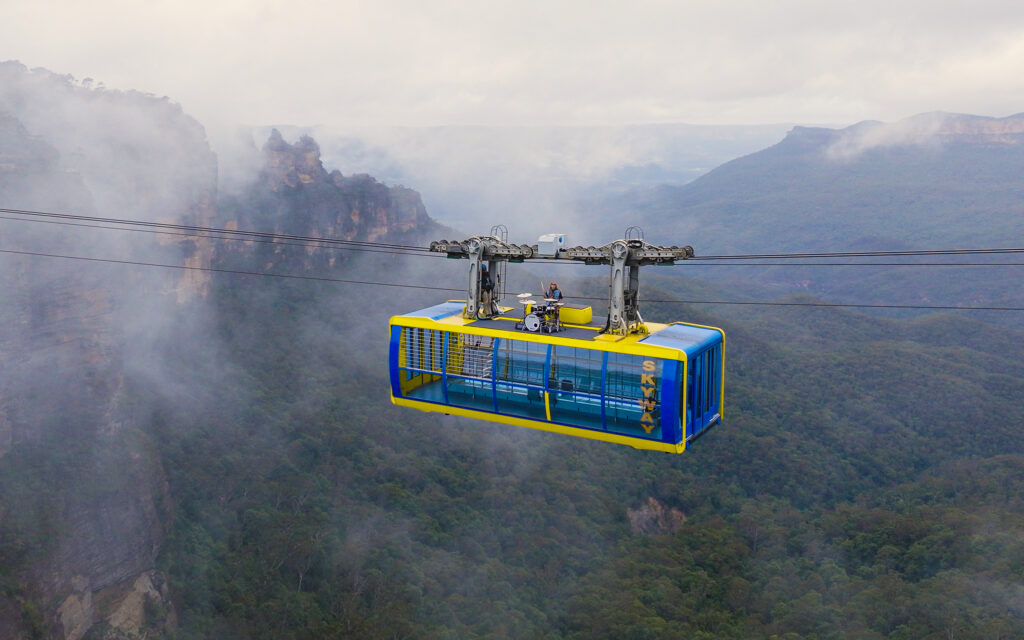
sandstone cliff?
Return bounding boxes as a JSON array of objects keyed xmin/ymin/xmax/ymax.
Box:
[
  {"xmin": 0, "ymin": 65, "xmax": 213, "ymax": 639},
  {"xmin": 246, "ymin": 128, "xmax": 431, "ymax": 239},
  {"xmin": 214, "ymin": 128, "xmax": 438, "ymax": 276},
  {"xmin": 0, "ymin": 65, "xmax": 441, "ymax": 640}
]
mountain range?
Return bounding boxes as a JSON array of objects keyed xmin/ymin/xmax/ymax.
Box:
[
  {"xmin": 2, "ymin": 61, "xmax": 1024, "ymax": 639},
  {"xmin": 586, "ymin": 112, "xmax": 1024, "ymax": 314}
]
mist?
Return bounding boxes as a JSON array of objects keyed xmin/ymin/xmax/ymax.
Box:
[
  {"xmin": 4, "ymin": 59, "xmax": 1024, "ymax": 639},
  {"xmin": 258, "ymin": 122, "xmax": 791, "ymax": 245}
]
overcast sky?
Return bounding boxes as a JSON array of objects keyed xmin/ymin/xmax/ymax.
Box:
[{"xmin": 4, "ymin": 0, "xmax": 1024, "ymax": 130}]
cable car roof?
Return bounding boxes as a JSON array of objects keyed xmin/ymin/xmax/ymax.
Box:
[{"xmin": 392, "ymin": 301, "xmax": 723, "ymax": 357}]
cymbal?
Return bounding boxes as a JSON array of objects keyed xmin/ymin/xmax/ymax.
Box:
[
  {"xmin": 520, "ymin": 299, "xmax": 536, "ymax": 305},
  {"xmin": 517, "ymin": 292, "xmax": 532, "ymax": 298}
]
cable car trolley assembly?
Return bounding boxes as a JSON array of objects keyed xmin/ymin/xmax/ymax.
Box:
[{"xmin": 389, "ymin": 228, "xmax": 724, "ymax": 454}]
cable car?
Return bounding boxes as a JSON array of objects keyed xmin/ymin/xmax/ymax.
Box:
[
  {"xmin": 389, "ymin": 231, "xmax": 724, "ymax": 453},
  {"xmin": 388, "ymin": 300, "xmax": 723, "ymax": 453}
]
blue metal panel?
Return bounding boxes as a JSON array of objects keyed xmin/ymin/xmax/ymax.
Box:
[
  {"xmin": 388, "ymin": 326, "xmax": 402, "ymax": 397},
  {"xmin": 683, "ymin": 359, "xmax": 691, "ymax": 438},
  {"xmin": 600, "ymin": 351, "xmax": 608, "ymax": 429},
  {"xmin": 690, "ymin": 354, "xmax": 701, "ymax": 437},
  {"xmin": 401, "ymin": 301, "xmax": 464, "ymax": 321},
  {"xmin": 700, "ymin": 350, "xmax": 709, "ymax": 430},
  {"xmin": 543, "ymin": 343, "xmax": 553, "ymax": 419},
  {"xmin": 661, "ymin": 360, "xmax": 681, "ymax": 445},
  {"xmin": 643, "ymin": 323, "xmax": 722, "ymax": 356},
  {"xmin": 491, "ymin": 338, "xmax": 500, "ymax": 413}
]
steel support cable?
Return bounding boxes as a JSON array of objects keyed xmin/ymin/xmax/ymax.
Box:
[
  {"xmin": 527, "ymin": 259, "xmax": 1024, "ymax": 267},
  {"xmin": 0, "ymin": 247, "xmax": 461, "ymax": 291},
  {"xmin": 671, "ymin": 261, "xmax": 1024, "ymax": 266},
  {"xmin": 6, "ymin": 206, "xmax": 1024, "ymax": 263},
  {"xmin": 3, "ymin": 246, "xmax": 1024, "ymax": 312},
  {"xmin": 0, "ymin": 215, "xmax": 445, "ymax": 258},
  {"xmin": 0, "ymin": 207, "xmax": 436, "ymax": 253},
  {"xmin": 692, "ymin": 247, "xmax": 1024, "ymax": 260}
]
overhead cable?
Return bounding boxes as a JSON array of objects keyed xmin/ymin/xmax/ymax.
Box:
[
  {"xmin": 0, "ymin": 207, "xmax": 436, "ymax": 255},
  {"xmin": 0, "ymin": 215, "xmax": 444, "ymax": 258},
  {"xmin": 3, "ymin": 246, "xmax": 1023, "ymax": 313}
]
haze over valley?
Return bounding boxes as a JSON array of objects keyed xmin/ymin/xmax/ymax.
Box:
[{"xmin": 2, "ymin": 60, "xmax": 1024, "ymax": 640}]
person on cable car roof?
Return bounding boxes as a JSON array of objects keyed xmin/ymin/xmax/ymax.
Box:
[
  {"xmin": 480, "ymin": 264, "xmax": 495, "ymax": 317},
  {"xmin": 547, "ymin": 282, "xmax": 563, "ymax": 301}
]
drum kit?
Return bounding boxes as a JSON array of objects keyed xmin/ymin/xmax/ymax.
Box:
[{"xmin": 514, "ymin": 293, "xmax": 564, "ymax": 333}]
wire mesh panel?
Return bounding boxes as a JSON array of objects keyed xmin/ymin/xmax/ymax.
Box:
[
  {"xmin": 461, "ymin": 334, "xmax": 495, "ymax": 379},
  {"xmin": 397, "ymin": 327, "xmax": 446, "ymax": 400},
  {"xmin": 401, "ymin": 327, "xmax": 444, "ymax": 374},
  {"xmin": 446, "ymin": 333, "xmax": 495, "ymax": 412}
]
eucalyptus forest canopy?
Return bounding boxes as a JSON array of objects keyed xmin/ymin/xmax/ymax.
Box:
[{"xmin": 1, "ymin": 64, "xmax": 1023, "ymax": 639}]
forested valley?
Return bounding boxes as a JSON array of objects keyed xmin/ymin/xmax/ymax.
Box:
[
  {"xmin": 147, "ymin": 252, "xmax": 1024, "ymax": 639},
  {"xmin": 1, "ymin": 65, "xmax": 1023, "ymax": 639}
]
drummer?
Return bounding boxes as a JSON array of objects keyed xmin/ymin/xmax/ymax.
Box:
[
  {"xmin": 546, "ymin": 282, "xmax": 563, "ymax": 301},
  {"xmin": 544, "ymin": 282, "xmax": 564, "ymax": 331}
]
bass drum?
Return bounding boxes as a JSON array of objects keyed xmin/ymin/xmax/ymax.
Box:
[{"xmin": 524, "ymin": 313, "xmax": 542, "ymax": 332}]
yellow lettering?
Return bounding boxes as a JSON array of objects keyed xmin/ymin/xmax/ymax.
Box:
[
  {"xmin": 641, "ymin": 412, "xmax": 656, "ymax": 433},
  {"xmin": 639, "ymin": 361, "xmax": 659, "ymax": 432}
]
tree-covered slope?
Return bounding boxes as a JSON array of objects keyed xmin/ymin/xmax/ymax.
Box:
[
  {"xmin": 150, "ymin": 241, "xmax": 1024, "ymax": 638},
  {"xmin": 587, "ymin": 112, "xmax": 1024, "ymax": 313}
]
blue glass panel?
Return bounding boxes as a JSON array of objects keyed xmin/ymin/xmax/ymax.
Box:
[
  {"xmin": 495, "ymin": 382, "xmax": 548, "ymax": 420},
  {"xmin": 549, "ymin": 345, "xmax": 605, "ymax": 429},
  {"xmin": 447, "ymin": 375, "xmax": 494, "ymax": 412},
  {"xmin": 495, "ymin": 338, "xmax": 547, "ymax": 386},
  {"xmin": 605, "ymin": 353, "xmax": 663, "ymax": 440}
]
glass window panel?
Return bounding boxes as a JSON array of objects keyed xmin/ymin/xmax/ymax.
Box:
[
  {"xmin": 605, "ymin": 353, "xmax": 663, "ymax": 440},
  {"xmin": 495, "ymin": 338, "xmax": 547, "ymax": 387},
  {"xmin": 495, "ymin": 382, "xmax": 548, "ymax": 421},
  {"xmin": 549, "ymin": 346, "xmax": 604, "ymax": 429},
  {"xmin": 447, "ymin": 376, "xmax": 493, "ymax": 412}
]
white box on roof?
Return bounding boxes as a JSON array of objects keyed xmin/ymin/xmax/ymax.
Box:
[{"xmin": 536, "ymin": 233, "xmax": 567, "ymax": 256}]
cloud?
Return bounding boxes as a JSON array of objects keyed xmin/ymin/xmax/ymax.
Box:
[
  {"xmin": 4, "ymin": 1, "xmax": 1024, "ymax": 128},
  {"xmin": 825, "ymin": 112, "xmax": 950, "ymax": 160}
]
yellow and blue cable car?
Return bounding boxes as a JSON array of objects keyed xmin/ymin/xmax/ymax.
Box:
[{"xmin": 388, "ymin": 300, "xmax": 724, "ymax": 453}]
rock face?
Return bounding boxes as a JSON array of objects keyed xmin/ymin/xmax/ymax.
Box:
[
  {"xmin": 0, "ymin": 64, "xmax": 213, "ymax": 639},
  {"xmin": 627, "ymin": 497, "xmax": 686, "ymax": 535},
  {"xmin": 214, "ymin": 129, "xmax": 438, "ymax": 277},
  {"xmin": 0, "ymin": 66, "xmax": 440, "ymax": 640},
  {"xmin": 932, "ymin": 112, "xmax": 1024, "ymax": 139},
  {"xmin": 250, "ymin": 128, "xmax": 432, "ymax": 240}
]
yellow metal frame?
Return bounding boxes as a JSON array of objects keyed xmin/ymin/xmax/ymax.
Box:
[
  {"xmin": 391, "ymin": 396, "xmax": 687, "ymax": 454},
  {"xmin": 393, "ymin": 314, "xmax": 685, "ymax": 361}
]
